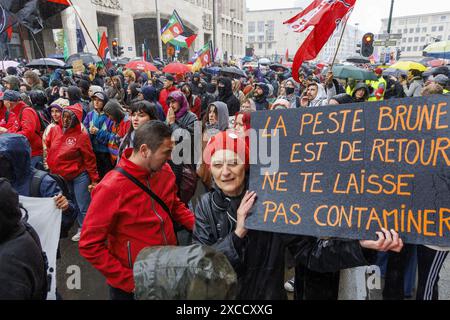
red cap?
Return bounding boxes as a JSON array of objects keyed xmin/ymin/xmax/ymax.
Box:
[
  {"xmin": 375, "ymin": 68, "xmax": 383, "ymax": 75},
  {"xmin": 203, "ymin": 130, "xmax": 249, "ymax": 169}
]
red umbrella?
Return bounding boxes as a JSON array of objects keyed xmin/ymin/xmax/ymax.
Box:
[
  {"xmin": 163, "ymin": 62, "xmax": 191, "ymax": 74},
  {"xmin": 125, "ymin": 60, "xmax": 158, "ymax": 72},
  {"xmin": 428, "ymin": 59, "xmax": 445, "ymax": 68}
]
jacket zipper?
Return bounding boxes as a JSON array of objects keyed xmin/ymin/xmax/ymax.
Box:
[
  {"xmin": 151, "ymin": 198, "xmax": 169, "ymax": 245},
  {"xmin": 127, "ymin": 241, "xmax": 132, "ymax": 268}
]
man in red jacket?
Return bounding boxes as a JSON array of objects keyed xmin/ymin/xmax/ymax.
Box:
[
  {"xmin": 158, "ymin": 75, "xmax": 177, "ymax": 115},
  {"xmin": 79, "ymin": 121, "xmax": 195, "ymax": 300},
  {"xmin": 0, "ymin": 90, "xmax": 43, "ymax": 168}
]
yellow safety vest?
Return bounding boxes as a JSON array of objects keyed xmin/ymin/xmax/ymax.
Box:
[
  {"xmin": 444, "ymin": 89, "xmax": 449, "ymax": 94},
  {"xmin": 366, "ymin": 77, "xmax": 387, "ymax": 102},
  {"xmin": 346, "ymin": 85, "xmax": 354, "ymax": 95}
]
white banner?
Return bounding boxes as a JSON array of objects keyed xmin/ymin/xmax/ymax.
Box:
[{"xmin": 19, "ymin": 196, "xmax": 61, "ymax": 300}]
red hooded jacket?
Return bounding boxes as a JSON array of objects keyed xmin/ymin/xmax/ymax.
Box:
[
  {"xmin": 11, "ymin": 101, "xmax": 43, "ymax": 157},
  {"xmin": 79, "ymin": 149, "xmax": 195, "ymax": 293},
  {"xmin": 45, "ymin": 104, "xmax": 99, "ymax": 183},
  {"xmin": 159, "ymin": 86, "xmax": 177, "ymax": 115},
  {"xmin": 0, "ymin": 106, "xmax": 19, "ymax": 132}
]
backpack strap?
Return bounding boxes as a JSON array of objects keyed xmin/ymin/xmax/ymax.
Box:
[
  {"xmin": 30, "ymin": 169, "xmax": 48, "ymax": 198},
  {"xmin": 114, "ymin": 167, "xmax": 173, "ymax": 220}
]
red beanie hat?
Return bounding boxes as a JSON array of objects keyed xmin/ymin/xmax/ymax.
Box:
[
  {"xmin": 203, "ymin": 130, "xmax": 249, "ymax": 169},
  {"xmin": 375, "ymin": 68, "xmax": 383, "ymax": 75}
]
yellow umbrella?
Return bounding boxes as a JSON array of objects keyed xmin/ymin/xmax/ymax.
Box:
[{"xmin": 390, "ymin": 61, "xmax": 427, "ymax": 72}]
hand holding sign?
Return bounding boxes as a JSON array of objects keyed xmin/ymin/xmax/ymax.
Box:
[
  {"xmin": 235, "ymin": 191, "xmax": 257, "ymax": 239},
  {"xmin": 359, "ymin": 228, "xmax": 404, "ymax": 253}
]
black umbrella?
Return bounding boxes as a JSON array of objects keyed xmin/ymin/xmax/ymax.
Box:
[
  {"xmin": 269, "ymin": 63, "xmax": 288, "ymax": 71},
  {"xmin": 220, "ymin": 67, "xmax": 247, "ymax": 78},
  {"xmin": 423, "ymin": 66, "xmax": 450, "ymax": 77},
  {"xmin": 66, "ymin": 53, "xmax": 102, "ymax": 66},
  {"xmin": 346, "ymin": 56, "xmax": 370, "ymax": 64},
  {"xmin": 27, "ymin": 58, "xmax": 68, "ymax": 68}
]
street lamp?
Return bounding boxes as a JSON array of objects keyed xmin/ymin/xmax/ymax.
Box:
[{"xmin": 264, "ymin": 23, "xmax": 268, "ymax": 58}]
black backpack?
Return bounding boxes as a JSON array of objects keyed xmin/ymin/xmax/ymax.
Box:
[
  {"xmin": 18, "ymin": 106, "xmax": 49, "ymax": 136},
  {"xmin": 30, "ymin": 169, "xmax": 77, "ymax": 238}
]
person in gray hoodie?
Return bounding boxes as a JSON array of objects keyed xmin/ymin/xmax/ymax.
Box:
[
  {"xmin": 300, "ymin": 82, "xmax": 334, "ymax": 107},
  {"xmin": 402, "ymin": 69, "xmax": 424, "ymax": 97}
]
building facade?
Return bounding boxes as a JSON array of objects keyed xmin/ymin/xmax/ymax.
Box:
[
  {"xmin": 245, "ymin": 7, "xmax": 307, "ymax": 61},
  {"xmin": 246, "ymin": 6, "xmax": 363, "ymax": 63},
  {"xmin": 6, "ymin": 0, "xmax": 246, "ymax": 62},
  {"xmin": 379, "ymin": 11, "xmax": 450, "ymax": 59}
]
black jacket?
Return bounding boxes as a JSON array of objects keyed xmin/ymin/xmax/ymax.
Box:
[
  {"xmin": 217, "ymin": 77, "xmax": 240, "ymax": 116},
  {"xmin": 0, "ymin": 222, "xmax": 47, "ymax": 300},
  {"xmin": 193, "ymin": 188, "xmax": 373, "ymax": 300}
]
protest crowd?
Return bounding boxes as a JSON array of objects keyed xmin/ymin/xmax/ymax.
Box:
[{"xmin": 1, "ymin": 0, "xmax": 450, "ymax": 303}]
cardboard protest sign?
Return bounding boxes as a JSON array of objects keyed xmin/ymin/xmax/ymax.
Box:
[
  {"xmin": 246, "ymin": 96, "xmax": 450, "ymax": 246},
  {"xmin": 72, "ymin": 59, "xmax": 85, "ymax": 74}
]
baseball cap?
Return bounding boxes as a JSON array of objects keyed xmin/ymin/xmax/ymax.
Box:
[{"xmin": 0, "ymin": 90, "xmax": 21, "ymax": 102}]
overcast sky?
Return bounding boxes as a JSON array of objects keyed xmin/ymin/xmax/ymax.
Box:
[{"xmin": 246, "ymin": 0, "xmax": 450, "ymax": 33}]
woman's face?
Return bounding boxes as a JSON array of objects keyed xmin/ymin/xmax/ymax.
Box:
[
  {"xmin": 169, "ymin": 99, "xmax": 180, "ymax": 112},
  {"xmin": 51, "ymin": 108, "xmax": 62, "ymax": 123},
  {"xmin": 131, "ymin": 110, "xmax": 151, "ymax": 130},
  {"xmin": 208, "ymin": 106, "xmax": 218, "ymax": 125},
  {"xmin": 241, "ymin": 102, "xmax": 251, "ymax": 111},
  {"xmin": 210, "ymin": 149, "xmax": 246, "ymax": 197}
]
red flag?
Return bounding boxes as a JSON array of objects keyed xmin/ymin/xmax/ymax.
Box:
[
  {"xmin": 46, "ymin": 0, "xmax": 70, "ymax": 4},
  {"xmin": 185, "ymin": 34, "xmax": 197, "ymax": 48},
  {"xmin": 284, "ymin": 0, "xmax": 356, "ymax": 83},
  {"xmin": 285, "ymin": 48, "xmax": 289, "ymax": 62},
  {"xmin": 97, "ymin": 32, "xmax": 111, "ymax": 66}
]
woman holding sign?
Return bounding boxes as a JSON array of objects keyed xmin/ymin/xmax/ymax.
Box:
[{"xmin": 193, "ymin": 130, "xmax": 404, "ymax": 299}]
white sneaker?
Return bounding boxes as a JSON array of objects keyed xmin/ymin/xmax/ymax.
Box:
[
  {"xmin": 284, "ymin": 277, "xmax": 295, "ymax": 292},
  {"xmin": 71, "ymin": 231, "xmax": 81, "ymax": 242}
]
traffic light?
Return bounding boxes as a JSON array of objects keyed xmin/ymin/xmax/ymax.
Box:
[
  {"xmin": 112, "ymin": 39, "xmax": 118, "ymax": 57},
  {"xmin": 396, "ymin": 48, "xmax": 402, "ymax": 61},
  {"xmin": 361, "ymin": 33, "xmax": 374, "ymax": 57},
  {"xmin": 118, "ymin": 46, "xmax": 124, "ymax": 57},
  {"xmin": 356, "ymin": 43, "xmax": 361, "ymax": 55}
]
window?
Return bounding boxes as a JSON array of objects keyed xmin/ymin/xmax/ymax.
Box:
[
  {"xmin": 268, "ymin": 43, "xmax": 272, "ymax": 49},
  {"xmin": 399, "ymin": 19, "xmax": 406, "ymax": 25},
  {"xmin": 403, "ymin": 28, "xmax": 408, "ymax": 33},
  {"xmin": 441, "ymin": 16, "xmax": 447, "ymax": 20},
  {"xmin": 448, "ymin": 35, "xmax": 450, "ymax": 40},
  {"xmin": 401, "ymin": 46, "xmax": 405, "ymax": 51},
  {"xmin": 422, "ymin": 27, "xmax": 427, "ymax": 33},
  {"xmin": 408, "ymin": 37, "xmax": 413, "ymax": 42},
  {"xmin": 432, "ymin": 26, "xmax": 437, "ymax": 32},
  {"xmin": 397, "ymin": 29, "xmax": 402, "ymax": 34},
  {"xmin": 409, "ymin": 28, "xmax": 414, "ymax": 33},
  {"xmin": 258, "ymin": 43, "xmax": 263, "ymax": 49},
  {"xmin": 415, "ymin": 28, "xmax": 420, "ymax": 33},
  {"xmin": 421, "ymin": 17, "xmax": 429, "ymax": 23},
  {"xmin": 402, "ymin": 38, "xmax": 406, "ymax": 43},
  {"xmin": 413, "ymin": 46, "xmax": 418, "ymax": 51},
  {"xmin": 420, "ymin": 37, "xmax": 426, "ymax": 42},
  {"xmin": 437, "ymin": 35, "xmax": 443, "ymax": 40},
  {"xmin": 258, "ymin": 35, "xmax": 264, "ymax": 42},
  {"xmin": 439, "ymin": 26, "xmax": 444, "ymax": 31},
  {"xmin": 407, "ymin": 46, "xmax": 411, "ymax": 51},
  {"xmin": 414, "ymin": 37, "xmax": 419, "ymax": 42},
  {"xmin": 248, "ymin": 36, "xmax": 255, "ymax": 42},
  {"xmin": 257, "ymin": 21, "xmax": 265, "ymax": 33}
]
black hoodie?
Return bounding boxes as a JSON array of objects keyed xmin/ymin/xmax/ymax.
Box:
[{"xmin": 217, "ymin": 77, "xmax": 240, "ymax": 116}]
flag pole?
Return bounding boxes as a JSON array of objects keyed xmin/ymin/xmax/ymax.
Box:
[
  {"xmin": 66, "ymin": 0, "xmax": 105, "ymax": 65},
  {"xmin": 330, "ymin": 13, "xmax": 351, "ymax": 69}
]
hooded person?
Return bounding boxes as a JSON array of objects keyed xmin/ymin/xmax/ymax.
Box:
[
  {"xmin": 106, "ymin": 76, "xmax": 125, "ymax": 105},
  {"xmin": 329, "ymin": 82, "xmax": 370, "ymax": 105},
  {"xmin": 300, "ymin": 82, "xmax": 330, "ymax": 107},
  {"xmin": 197, "ymin": 101, "xmax": 230, "ymax": 190},
  {"xmin": 83, "ymin": 91, "xmax": 114, "ymax": 179},
  {"xmin": 67, "ymin": 85, "xmax": 89, "ymax": 121},
  {"xmin": 102, "ymin": 99, "xmax": 131, "ymax": 164},
  {"xmin": 280, "ymin": 78, "xmax": 301, "ymax": 109},
  {"xmin": 253, "ymin": 82, "xmax": 270, "ymax": 111},
  {"xmin": 201, "ymin": 83, "xmax": 218, "ymax": 119},
  {"xmin": 0, "ymin": 134, "xmax": 77, "ymax": 239},
  {"xmin": 159, "ymin": 74, "xmax": 177, "ymax": 115},
  {"xmin": 180, "ymin": 83, "xmax": 202, "ymax": 120},
  {"xmin": 217, "ymin": 77, "xmax": 240, "ymax": 116},
  {"xmin": 190, "ymin": 72, "xmax": 203, "ymax": 96},
  {"xmin": 45, "ymin": 104, "xmax": 100, "ymax": 242},
  {"xmin": 0, "ymin": 178, "xmax": 48, "ymax": 300},
  {"xmin": 140, "ymin": 85, "xmax": 166, "ymax": 121},
  {"xmin": 271, "ymin": 98, "xmax": 292, "ymax": 110},
  {"xmin": 0, "ymin": 90, "xmax": 43, "ymax": 167},
  {"xmin": 3, "ymin": 75, "xmax": 21, "ymax": 92},
  {"xmin": 166, "ymin": 91, "xmax": 199, "ymax": 205}
]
